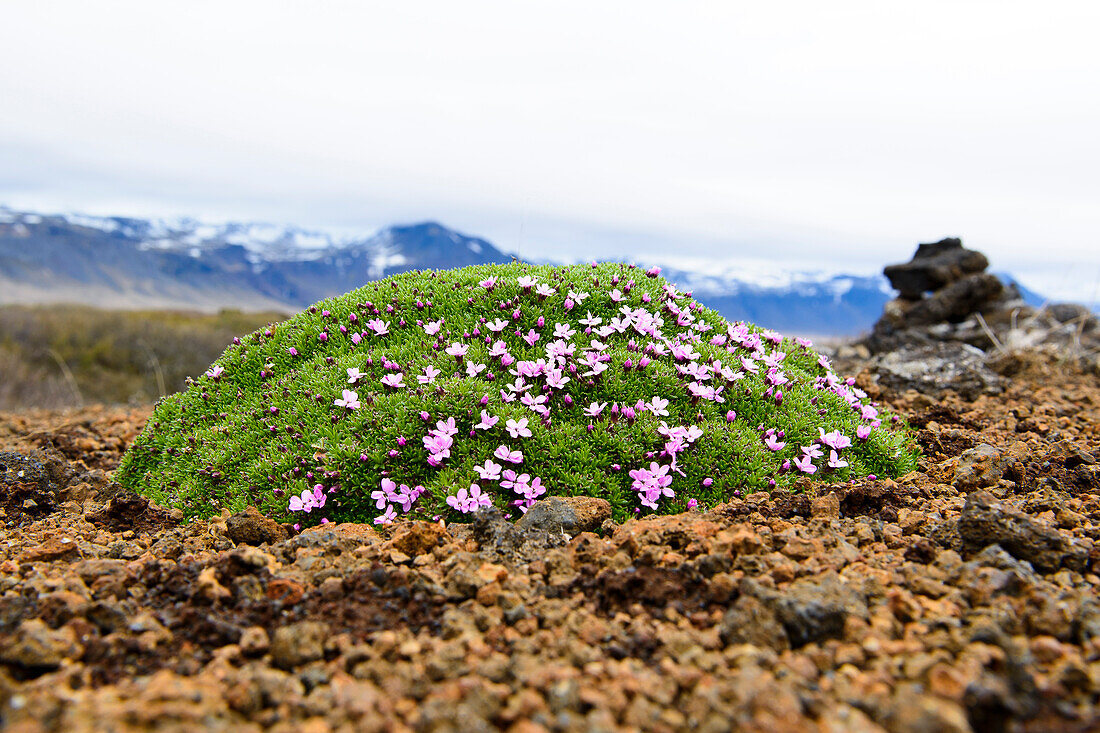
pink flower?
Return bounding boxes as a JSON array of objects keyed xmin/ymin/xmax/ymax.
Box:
[
  {"xmin": 480, "ymin": 276, "xmax": 499, "ymax": 290},
  {"xmin": 819, "ymin": 429, "xmax": 852, "ymax": 451},
  {"xmin": 506, "ymin": 418, "xmax": 532, "ymax": 439},
  {"xmin": 474, "ymin": 459, "xmax": 503, "ymax": 481},
  {"xmin": 380, "ymin": 373, "xmax": 405, "ymax": 389},
  {"xmin": 350, "ymin": 332, "xmax": 362, "ymax": 345},
  {"xmin": 334, "ymin": 389, "xmax": 361, "ymax": 410},
  {"xmin": 764, "ymin": 434, "xmax": 785, "ymax": 452},
  {"xmin": 204, "ymin": 365, "xmax": 224, "ymax": 380},
  {"xmin": 448, "ymin": 484, "xmax": 492, "ymax": 513},
  {"xmin": 486, "ymin": 318, "xmax": 508, "ymax": 332},
  {"xmin": 801, "ymin": 444, "xmax": 824, "ymax": 460},
  {"xmin": 522, "ymin": 329, "xmax": 540, "ymax": 346},
  {"xmin": 346, "ymin": 367, "xmax": 364, "ymax": 384},
  {"xmin": 373, "ymin": 505, "xmax": 397, "ymax": 525},
  {"xmin": 517, "ymin": 275, "xmax": 537, "ymax": 290},
  {"xmin": 445, "ymin": 342, "xmax": 469, "ymax": 359},
  {"xmin": 583, "ymin": 401, "xmax": 607, "ymax": 418},
  {"xmin": 493, "ymin": 445, "xmax": 523, "ymax": 464},
  {"xmin": 371, "ymin": 478, "xmax": 399, "ymax": 509},
  {"xmin": 792, "ymin": 455, "xmax": 817, "ymax": 474},
  {"xmin": 288, "ymin": 488, "xmax": 315, "ymax": 513},
  {"xmin": 828, "ymin": 450, "xmax": 849, "ymax": 469},
  {"xmin": 418, "ymin": 365, "xmax": 441, "ymax": 384},
  {"xmin": 435, "ymin": 417, "xmax": 458, "ymax": 436},
  {"xmin": 474, "ymin": 410, "xmax": 500, "ymax": 430},
  {"xmin": 535, "ymin": 284, "xmax": 556, "ymax": 298},
  {"xmin": 423, "ymin": 320, "xmax": 443, "ymax": 335},
  {"xmin": 645, "ymin": 396, "xmax": 670, "ymax": 417},
  {"xmin": 465, "ymin": 361, "xmax": 487, "ymax": 377},
  {"xmin": 856, "ymin": 424, "xmax": 873, "ymax": 440},
  {"xmin": 423, "ymin": 432, "xmax": 453, "ymax": 459},
  {"xmin": 366, "ymin": 319, "xmax": 390, "ymax": 336},
  {"xmin": 553, "ymin": 323, "xmax": 576, "ymax": 339},
  {"xmin": 545, "ymin": 370, "xmax": 570, "ymax": 389}
]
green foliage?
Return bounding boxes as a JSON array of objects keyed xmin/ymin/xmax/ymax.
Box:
[{"xmin": 116, "ymin": 263, "xmax": 919, "ymax": 525}]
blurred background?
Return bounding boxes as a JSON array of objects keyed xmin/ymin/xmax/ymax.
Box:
[{"xmin": 1, "ymin": 1, "xmax": 1097, "ymax": 407}]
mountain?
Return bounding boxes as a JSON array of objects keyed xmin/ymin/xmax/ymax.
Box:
[
  {"xmin": 0, "ymin": 206, "xmax": 1054, "ymax": 336},
  {"xmin": 660, "ymin": 267, "xmax": 893, "ymax": 337},
  {"xmin": 0, "ymin": 209, "xmax": 511, "ymax": 312}
]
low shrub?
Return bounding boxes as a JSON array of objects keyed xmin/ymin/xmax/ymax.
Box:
[{"xmin": 116, "ymin": 262, "xmax": 919, "ymax": 525}]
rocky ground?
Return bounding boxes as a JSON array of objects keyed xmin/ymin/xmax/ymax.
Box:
[{"xmin": 1, "ymin": 346, "xmax": 1099, "ymax": 732}]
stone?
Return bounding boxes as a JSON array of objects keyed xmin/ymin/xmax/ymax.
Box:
[
  {"xmin": 240, "ymin": 626, "xmax": 270, "ymax": 657},
  {"xmin": 389, "ymin": 521, "xmax": 449, "ymax": 556},
  {"xmin": 17, "ymin": 536, "xmax": 81, "ymax": 563},
  {"xmin": 769, "ymin": 575, "xmax": 869, "ymax": 648},
  {"xmin": 811, "ymin": 492, "xmax": 841, "ymax": 520},
  {"xmin": 718, "ymin": 595, "xmax": 789, "ymax": 650},
  {"xmin": 515, "ymin": 496, "xmax": 612, "ymax": 535},
  {"xmin": 958, "ymin": 491, "xmax": 1087, "ymax": 573},
  {"xmin": 866, "ymin": 342, "xmax": 1006, "ymax": 399},
  {"xmin": 226, "ymin": 505, "xmax": 290, "ymax": 545},
  {"xmin": 271, "ymin": 621, "xmax": 328, "ymax": 669},
  {"xmin": 0, "ymin": 619, "xmax": 82, "ymax": 674},
  {"xmin": 902, "ymin": 273, "xmax": 1004, "ymax": 326},
  {"xmin": 954, "ymin": 443, "xmax": 1026, "ymax": 491},
  {"xmin": 884, "ymin": 238, "xmax": 990, "ymax": 299},
  {"xmin": 882, "ymin": 683, "xmax": 972, "ymax": 733},
  {"xmin": 1047, "ymin": 303, "xmax": 1098, "ymax": 328}
]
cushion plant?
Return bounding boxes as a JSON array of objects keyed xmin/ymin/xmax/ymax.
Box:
[{"xmin": 116, "ymin": 262, "xmax": 918, "ymax": 526}]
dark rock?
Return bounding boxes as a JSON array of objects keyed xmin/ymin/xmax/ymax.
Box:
[
  {"xmin": 0, "ymin": 452, "xmax": 50, "ymax": 493},
  {"xmin": 471, "ymin": 507, "xmax": 567, "ymax": 563},
  {"xmin": 901, "ymin": 273, "xmax": 1004, "ymax": 326},
  {"xmin": 742, "ymin": 575, "xmax": 868, "ymax": 649},
  {"xmin": 515, "ymin": 496, "xmax": 612, "ymax": 535},
  {"xmin": 718, "ymin": 594, "xmax": 790, "ymax": 650},
  {"xmin": 226, "ymin": 505, "xmax": 290, "ymax": 546},
  {"xmin": 85, "ymin": 600, "xmax": 128, "ymax": 634},
  {"xmin": 958, "ymin": 491, "xmax": 1088, "ymax": 573},
  {"xmin": 85, "ymin": 490, "xmax": 181, "ymax": 532},
  {"xmin": 1047, "ymin": 303, "xmax": 1098, "ymax": 329},
  {"xmin": 954, "ymin": 442, "xmax": 1027, "ymax": 491},
  {"xmin": 884, "ymin": 238, "xmax": 990, "ymax": 299},
  {"xmin": 0, "ymin": 452, "xmax": 56, "ymax": 521},
  {"xmin": 865, "ymin": 341, "xmax": 1006, "ymax": 399}
]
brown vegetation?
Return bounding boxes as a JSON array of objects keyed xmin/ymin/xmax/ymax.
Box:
[{"xmin": 0, "ymin": 306, "xmax": 286, "ymax": 409}]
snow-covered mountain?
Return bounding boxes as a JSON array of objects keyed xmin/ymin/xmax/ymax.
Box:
[
  {"xmin": 649, "ymin": 263, "xmax": 894, "ymax": 336},
  {"xmin": 0, "ymin": 208, "xmax": 509, "ymax": 311},
  {"xmin": 0, "ymin": 206, "xmax": 1047, "ymax": 336}
]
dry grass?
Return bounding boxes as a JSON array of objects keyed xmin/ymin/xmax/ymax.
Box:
[{"xmin": 0, "ymin": 305, "xmax": 286, "ymax": 409}]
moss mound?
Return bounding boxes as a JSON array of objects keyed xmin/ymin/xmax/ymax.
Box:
[{"xmin": 116, "ymin": 262, "xmax": 919, "ymax": 525}]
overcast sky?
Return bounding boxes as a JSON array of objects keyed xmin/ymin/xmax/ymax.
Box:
[{"xmin": 2, "ymin": 1, "xmax": 1098, "ymax": 300}]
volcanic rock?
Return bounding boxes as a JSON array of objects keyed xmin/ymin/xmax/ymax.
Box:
[
  {"xmin": 958, "ymin": 491, "xmax": 1088, "ymax": 573},
  {"xmin": 883, "ymin": 237, "xmax": 990, "ymax": 299},
  {"xmin": 515, "ymin": 496, "xmax": 612, "ymax": 535},
  {"xmin": 225, "ymin": 505, "xmax": 290, "ymax": 546}
]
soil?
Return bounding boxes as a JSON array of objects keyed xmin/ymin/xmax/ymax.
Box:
[{"xmin": 1, "ymin": 352, "xmax": 1099, "ymax": 732}]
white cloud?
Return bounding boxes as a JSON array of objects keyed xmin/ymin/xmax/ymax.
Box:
[{"xmin": 0, "ymin": 1, "xmax": 1098, "ymax": 299}]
